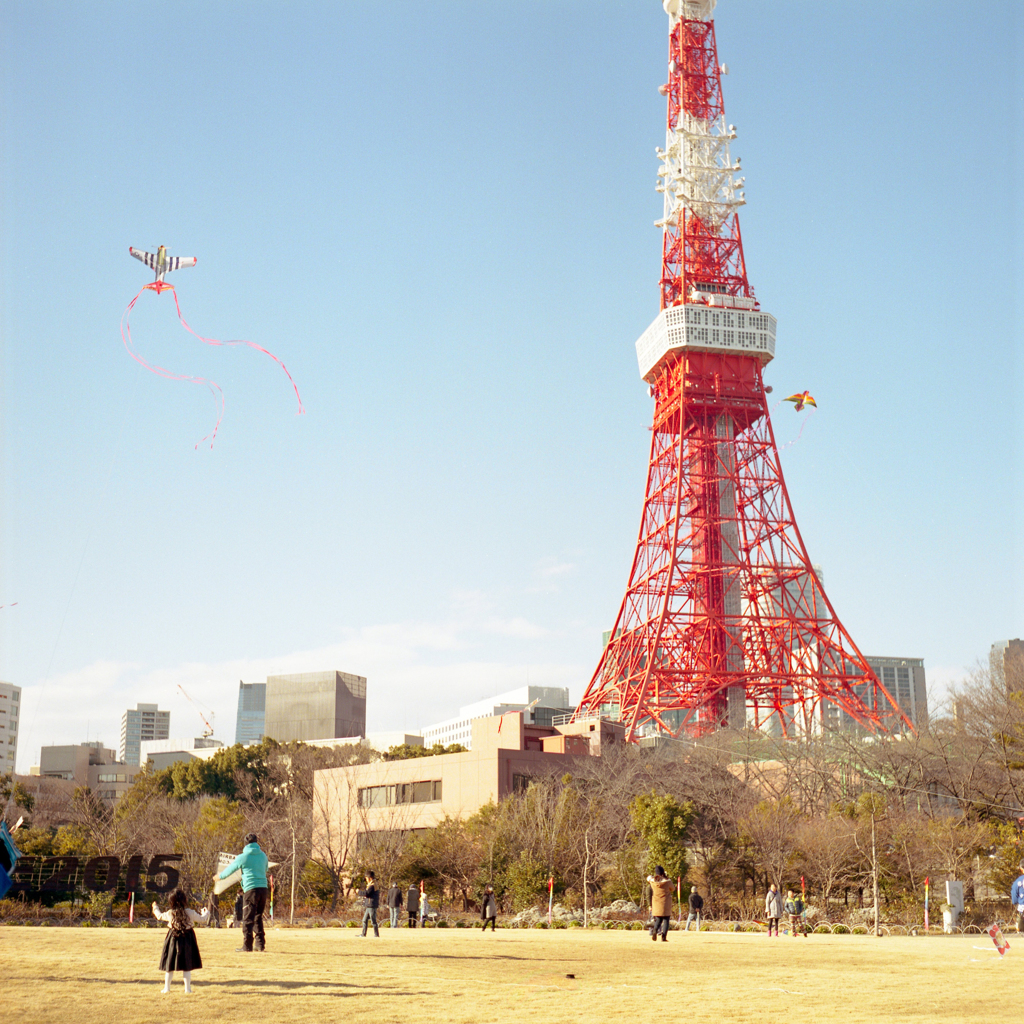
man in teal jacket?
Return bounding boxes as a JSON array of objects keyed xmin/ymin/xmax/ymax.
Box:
[{"xmin": 219, "ymin": 833, "xmax": 270, "ymax": 952}]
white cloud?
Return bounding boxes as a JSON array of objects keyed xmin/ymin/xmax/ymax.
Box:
[{"xmin": 14, "ymin": 616, "xmax": 586, "ymax": 773}]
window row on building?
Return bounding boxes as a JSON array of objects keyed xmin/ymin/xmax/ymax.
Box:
[{"xmin": 357, "ymin": 779, "xmax": 443, "ymax": 809}]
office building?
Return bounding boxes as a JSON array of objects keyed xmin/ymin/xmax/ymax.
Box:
[
  {"xmin": 0, "ymin": 682, "xmax": 21, "ymax": 773},
  {"xmin": 991, "ymin": 639, "xmax": 1024, "ymax": 694},
  {"xmin": 37, "ymin": 741, "xmax": 139, "ymax": 802},
  {"xmin": 235, "ymin": 681, "xmax": 267, "ymax": 745},
  {"xmin": 420, "ymin": 685, "xmax": 572, "ymax": 750},
  {"xmin": 313, "ymin": 711, "xmax": 623, "ymax": 860},
  {"xmin": 119, "ymin": 703, "xmax": 171, "ymax": 766},
  {"xmin": 264, "ymin": 671, "xmax": 366, "ymax": 744}
]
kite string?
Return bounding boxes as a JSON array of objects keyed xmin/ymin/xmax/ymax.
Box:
[
  {"xmin": 777, "ymin": 407, "xmax": 815, "ymax": 452},
  {"xmin": 120, "ymin": 285, "xmax": 225, "ymax": 449},
  {"xmin": 168, "ymin": 288, "xmax": 305, "ymax": 415}
]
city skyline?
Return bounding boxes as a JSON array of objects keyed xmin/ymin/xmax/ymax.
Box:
[{"xmin": 2, "ymin": 1, "xmax": 1020, "ymax": 772}]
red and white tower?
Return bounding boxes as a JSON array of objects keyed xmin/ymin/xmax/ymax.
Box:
[{"xmin": 574, "ymin": 0, "xmax": 907, "ymax": 741}]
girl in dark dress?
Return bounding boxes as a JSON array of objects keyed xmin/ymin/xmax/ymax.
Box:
[{"xmin": 153, "ymin": 889, "xmax": 208, "ymax": 994}]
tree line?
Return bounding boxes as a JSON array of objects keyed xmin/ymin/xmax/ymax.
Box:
[{"xmin": 3, "ymin": 664, "xmax": 1023, "ymax": 921}]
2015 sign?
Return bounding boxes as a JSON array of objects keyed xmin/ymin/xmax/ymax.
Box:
[{"xmin": 8, "ymin": 854, "xmax": 183, "ymax": 894}]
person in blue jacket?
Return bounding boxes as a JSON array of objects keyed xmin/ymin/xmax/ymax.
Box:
[
  {"xmin": 1011, "ymin": 862, "xmax": 1024, "ymax": 934},
  {"xmin": 218, "ymin": 833, "xmax": 270, "ymax": 952}
]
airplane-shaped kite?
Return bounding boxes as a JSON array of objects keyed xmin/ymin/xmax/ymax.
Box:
[
  {"xmin": 784, "ymin": 391, "xmax": 817, "ymax": 412},
  {"xmin": 128, "ymin": 245, "xmax": 197, "ymax": 295}
]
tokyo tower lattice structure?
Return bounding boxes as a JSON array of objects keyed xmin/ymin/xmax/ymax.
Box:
[{"xmin": 573, "ymin": 0, "xmax": 907, "ymax": 741}]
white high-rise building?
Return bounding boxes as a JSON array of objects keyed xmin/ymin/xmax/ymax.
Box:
[
  {"xmin": 119, "ymin": 703, "xmax": 170, "ymax": 766},
  {"xmin": 0, "ymin": 682, "xmax": 21, "ymax": 773}
]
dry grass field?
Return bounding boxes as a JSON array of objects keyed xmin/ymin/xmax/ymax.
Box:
[{"xmin": 2, "ymin": 924, "xmax": 1019, "ymax": 1024}]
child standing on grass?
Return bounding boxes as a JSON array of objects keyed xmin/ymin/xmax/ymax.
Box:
[{"xmin": 153, "ymin": 890, "xmax": 208, "ymax": 994}]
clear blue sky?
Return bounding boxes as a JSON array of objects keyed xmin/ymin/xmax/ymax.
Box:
[{"xmin": 2, "ymin": 1, "xmax": 1020, "ymax": 770}]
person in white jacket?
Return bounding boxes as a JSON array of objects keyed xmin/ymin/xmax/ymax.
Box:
[{"xmin": 764, "ymin": 883, "xmax": 784, "ymax": 937}]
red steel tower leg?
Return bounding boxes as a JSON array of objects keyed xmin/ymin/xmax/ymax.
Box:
[{"xmin": 575, "ymin": 0, "xmax": 907, "ymax": 741}]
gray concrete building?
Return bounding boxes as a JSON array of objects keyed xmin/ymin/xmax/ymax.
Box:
[
  {"xmin": 991, "ymin": 639, "xmax": 1023, "ymax": 694},
  {"xmin": 864, "ymin": 656, "xmax": 928, "ymax": 731},
  {"xmin": 235, "ymin": 681, "xmax": 267, "ymax": 745},
  {"xmin": 0, "ymin": 681, "xmax": 21, "ymax": 774},
  {"xmin": 264, "ymin": 671, "xmax": 366, "ymax": 743},
  {"xmin": 119, "ymin": 703, "xmax": 170, "ymax": 766}
]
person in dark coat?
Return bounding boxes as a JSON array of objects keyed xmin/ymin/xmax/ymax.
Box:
[
  {"xmin": 360, "ymin": 870, "xmax": 380, "ymax": 937},
  {"xmin": 387, "ymin": 881, "xmax": 404, "ymax": 929},
  {"xmin": 205, "ymin": 891, "xmax": 221, "ymax": 928},
  {"xmin": 686, "ymin": 886, "xmax": 704, "ymax": 931},
  {"xmin": 406, "ymin": 882, "xmax": 420, "ymax": 928},
  {"xmin": 480, "ymin": 885, "xmax": 498, "ymax": 933},
  {"xmin": 153, "ymin": 889, "xmax": 207, "ymax": 994}
]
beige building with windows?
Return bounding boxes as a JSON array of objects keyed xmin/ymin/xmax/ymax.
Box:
[
  {"xmin": 0, "ymin": 682, "xmax": 21, "ymax": 774},
  {"xmin": 35, "ymin": 741, "xmax": 139, "ymax": 802},
  {"xmin": 312, "ymin": 711, "xmax": 623, "ymax": 861}
]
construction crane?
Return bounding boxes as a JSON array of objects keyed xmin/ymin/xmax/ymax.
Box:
[{"xmin": 177, "ymin": 684, "xmax": 215, "ymax": 739}]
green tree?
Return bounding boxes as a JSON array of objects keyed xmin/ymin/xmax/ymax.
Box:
[
  {"xmin": 629, "ymin": 790, "xmax": 694, "ymax": 883},
  {"xmin": 382, "ymin": 743, "xmax": 467, "ymax": 761}
]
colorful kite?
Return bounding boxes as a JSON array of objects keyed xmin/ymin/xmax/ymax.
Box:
[
  {"xmin": 988, "ymin": 922, "xmax": 1010, "ymax": 956},
  {"xmin": 783, "ymin": 391, "xmax": 817, "ymax": 413},
  {"xmin": 122, "ymin": 246, "xmax": 304, "ymax": 448}
]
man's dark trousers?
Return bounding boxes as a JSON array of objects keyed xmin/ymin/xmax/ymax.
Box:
[{"xmin": 242, "ymin": 887, "xmax": 269, "ymax": 951}]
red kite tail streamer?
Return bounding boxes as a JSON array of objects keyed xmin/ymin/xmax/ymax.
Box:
[
  {"xmin": 168, "ymin": 288, "xmax": 305, "ymax": 415},
  {"xmin": 121, "ymin": 285, "xmax": 225, "ymax": 449}
]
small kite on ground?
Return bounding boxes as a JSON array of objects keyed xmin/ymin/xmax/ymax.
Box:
[
  {"xmin": 783, "ymin": 391, "xmax": 817, "ymax": 413},
  {"xmin": 122, "ymin": 246, "xmax": 304, "ymax": 449}
]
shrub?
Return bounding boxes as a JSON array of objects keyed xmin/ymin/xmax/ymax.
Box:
[
  {"xmin": 436, "ymin": 920, "xmax": 449, "ymax": 928},
  {"xmin": 569, "ymin": 920, "xmax": 582, "ymax": 927},
  {"xmin": 552, "ymin": 920, "xmax": 568, "ymax": 929},
  {"xmin": 832, "ymin": 925, "xmax": 850, "ymax": 935},
  {"xmin": 346, "ymin": 920, "xmax": 358, "ymax": 928},
  {"xmin": 535, "ymin": 921, "xmax": 549, "ymax": 929},
  {"xmin": 852, "ymin": 926, "xmax": 868, "ymax": 935},
  {"xmin": 630, "ymin": 922, "xmax": 644, "ymax": 931},
  {"xmin": 455, "ymin": 920, "xmax": 466, "ymax": 928},
  {"xmin": 814, "ymin": 924, "xmax": 831, "ymax": 934}
]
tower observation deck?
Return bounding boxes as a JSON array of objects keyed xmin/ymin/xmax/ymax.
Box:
[{"xmin": 573, "ymin": 0, "xmax": 907, "ymax": 741}]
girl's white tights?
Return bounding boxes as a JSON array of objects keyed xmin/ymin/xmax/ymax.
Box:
[{"xmin": 161, "ymin": 971, "xmax": 193, "ymax": 994}]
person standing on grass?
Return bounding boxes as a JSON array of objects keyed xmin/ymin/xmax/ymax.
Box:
[
  {"xmin": 481, "ymin": 885, "xmax": 498, "ymax": 933},
  {"xmin": 407, "ymin": 881, "xmax": 420, "ymax": 928},
  {"xmin": 686, "ymin": 886, "xmax": 704, "ymax": 932},
  {"xmin": 217, "ymin": 833, "xmax": 269, "ymax": 953},
  {"xmin": 647, "ymin": 867, "xmax": 674, "ymax": 943},
  {"xmin": 1011, "ymin": 862, "xmax": 1024, "ymax": 933},
  {"xmin": 387, "ymin": 881, "xmax": 404, "ymax": 929},
  {"xmin": 419, "ymin": 885, "xmax": 430, "ymax": 927},
  {"xmin": 765, "ymin": 883, "xmax": 784, "ymax": 937},
  {"xmin": 205, "ymin": 890, "xmax": 221, "ymax": 928},
  {"xmin": 153, "ymin": 889, "xmax": 208, "ymax": 994},
  {"xmin": 360, "ymin": 871, "xmax": 380, "ymax": 937},
  {"xmin": 784, "ymin": 890, "xmax": 806, "ymax": 937}
]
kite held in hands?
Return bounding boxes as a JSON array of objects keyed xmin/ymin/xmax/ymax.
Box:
[{"xmin": 122, "ymin": 246, "xmax": 304, "ymax": 448}]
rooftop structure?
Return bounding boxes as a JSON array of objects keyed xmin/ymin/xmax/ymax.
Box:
[
  {"xmin": 140, "ymin": 736, "xmax": 225, "ymax": 772},
  {"xmin": 421, "ymin": 685, "xmax": 572, "ymax": 750},
  {"xmin": 37, "ymin": 741, "xmax": 139, "ymax": 803}
]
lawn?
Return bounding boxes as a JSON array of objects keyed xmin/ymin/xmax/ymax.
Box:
[{"xmin": 1, "ymin": 924, "xmax": 1018, "ymax": 1024}]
